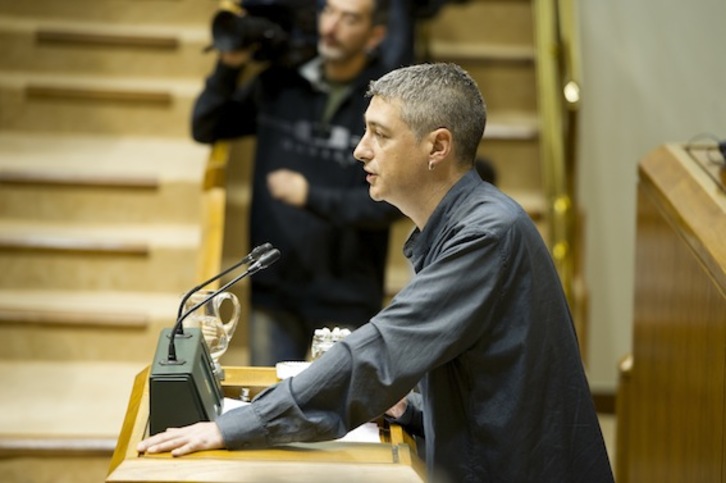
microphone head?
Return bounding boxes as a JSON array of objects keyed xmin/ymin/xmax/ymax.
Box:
[
  {"xmin": 250, "ymin": 242, "xmax": 274, "ymax": 262},
  {"xmin": 254, "ymin": 248, "xmax": 281, "ymax": 269}
]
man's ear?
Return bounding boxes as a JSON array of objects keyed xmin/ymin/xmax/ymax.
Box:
[
  {"xmin": 428, "ymin": 128, "xmax": 453, "ymax": 163},
  {"xmin": 366, "ymin": 25, "xmax": 387, "ymax": 53}
]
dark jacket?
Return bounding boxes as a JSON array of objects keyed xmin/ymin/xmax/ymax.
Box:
[{"xmin": 217, "ymin": 171, "xmax": 614, "ymax": 483}]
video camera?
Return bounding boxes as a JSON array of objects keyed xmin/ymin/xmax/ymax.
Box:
[{"xmin": 206, "ymin": 0, "xmax": 317, "ymax": 67}]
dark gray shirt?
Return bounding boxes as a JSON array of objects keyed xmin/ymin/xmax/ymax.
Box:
[{"xmin": 217, "ymin": 170, "xmax": 614, "ymax": 482}]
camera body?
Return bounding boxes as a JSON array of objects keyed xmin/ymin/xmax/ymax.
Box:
[{"xmin": 209, "ymin": 0, "xmax": 317, "ymax": 67}]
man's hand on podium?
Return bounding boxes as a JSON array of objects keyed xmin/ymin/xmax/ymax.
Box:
[{"xmin": 137, "ymin": 422, "xmax": 225, "ymax": 457}]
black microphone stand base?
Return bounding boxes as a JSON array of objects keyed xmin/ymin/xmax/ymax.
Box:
[{"xmin": 148, "ymin": 328, "xmax": 224, "ymax": 436}]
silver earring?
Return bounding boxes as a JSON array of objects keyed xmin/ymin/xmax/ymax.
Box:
[{"xmin": 428, "ymin": 161, "xmax": 435, "ymax": 171}]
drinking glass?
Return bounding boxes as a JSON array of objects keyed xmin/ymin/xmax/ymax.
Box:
[{"xmin": 182, "ymin": 290, "xmax": 240, "ymax": 379}]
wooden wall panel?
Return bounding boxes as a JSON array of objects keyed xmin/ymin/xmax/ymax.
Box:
[{"xmin": 619, "ymin": 144, "xmax": 726, "ymax": 482}]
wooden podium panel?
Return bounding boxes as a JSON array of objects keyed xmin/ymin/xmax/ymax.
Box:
[
  {"xmin": 106, "ymin": 366, "xmax": 425, "ymax": 482},
  {"xmin": 617, "ymin": 143, "xmax": 726, "ymax": 482}
]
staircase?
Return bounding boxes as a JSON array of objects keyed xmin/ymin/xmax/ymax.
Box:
[{"xmin": 0, "ymin": 1, "xmax": 222, "ymax": 481}]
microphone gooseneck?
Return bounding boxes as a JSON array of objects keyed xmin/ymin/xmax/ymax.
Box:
[
  {"xmin": 167, "ymin": 247, "xmax": 281, "ymax": 363},
  {"xmin": 175, "ymin": 243, "xmax": 273, "ymax": 328}
]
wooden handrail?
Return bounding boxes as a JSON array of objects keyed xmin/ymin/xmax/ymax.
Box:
[
  {"xmin": 196, "ymin": 142, "xmax": 231, "ymax": 285},
  {"xmin": 533, "ymin": 0, "xmax": 584, "ymax": 352}
]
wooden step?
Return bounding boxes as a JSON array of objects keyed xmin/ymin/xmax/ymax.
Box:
[
  {"xmin": 427, "ymin": 41, "xmax": 535, "ymax": 64},
  {"xmin": 0, "ymin": 16, "xmax": 215, "ymax": 78},
  {"xmin": 478, "ymin": 137, "xmax": 542, "ymax": 193},
  {"xmin": 505, "ymin": 189, "xmax": 547, "ymax": 222},
  {"xmin": 0, "ymin": 289, "xmax": 180, "ymax": 362},
  {"xmin": 485, "ymin": 111, "xmax": 539, "ymax": 141},
  {"xmin": 0, "ymin": 0, "xmax": 219, "ymax": 25},
  {"xmin": 0, "ymin": 72, "xmax": 201, "ymax": 136},
  {"xmin": 426, "ymin": 0, "xmax": 534, "ymax": 47},
  {"xmin": 0, "ymin": 359, "xmax": 143, "ymax": 438},
  {"xmin": 0, "ymin": 359, "xmax": 144, "ymax": 481},
  {"xmin": 0, "ymin": 132, "xmax": 209, "ymax": 223},
  {"xmin": 0, "ymin": 220, "xmax": 200, "ymax": 292}
]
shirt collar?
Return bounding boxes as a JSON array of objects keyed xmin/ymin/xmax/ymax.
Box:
[
  {"xmin": 404, "ymin": 169, "xmax": 481, "ymax": 267},
  {"xmin": 299, "ymin": 56, "xmax": 330, "ymax": 92}
]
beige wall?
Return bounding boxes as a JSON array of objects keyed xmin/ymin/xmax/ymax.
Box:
[{"xmin": 577, "ymin": 0, "xmax": 726, "ymax": 391}]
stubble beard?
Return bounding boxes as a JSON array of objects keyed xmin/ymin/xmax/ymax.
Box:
[{"xmin": 318, "ymin": 37, "xmax": 362, "ymax": 64}]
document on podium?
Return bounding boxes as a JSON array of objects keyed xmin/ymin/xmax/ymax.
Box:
[{"xmin": 222, "ymin": 398, "xmax": 381, "ymax": 443}]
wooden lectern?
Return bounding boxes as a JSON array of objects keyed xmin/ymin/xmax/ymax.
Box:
[
  {"xmin": 106, "ymin": 366, "xmax": 426, "ymax": 482},
  {"xmin": 617, "ymin": 143, "xmax": 726, "ymax": 482}
]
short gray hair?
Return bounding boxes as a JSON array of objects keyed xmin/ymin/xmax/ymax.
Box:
[{"xmin": 366, "ymin": 63, "xmax": 487, "ymax": 166}]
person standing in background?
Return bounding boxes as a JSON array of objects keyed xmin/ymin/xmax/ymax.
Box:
[{"xmin": 192, "ymin": 0, "xmax": 402, "ymax": 366}]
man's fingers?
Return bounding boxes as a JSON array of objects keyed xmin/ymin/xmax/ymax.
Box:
[
  {"xmin": 137, "ymin": 422, "xmax": 223, "ymax": 456},
  {"xmin": 137, "ymin": 427, "xmax": 183, "ymax": 454}
]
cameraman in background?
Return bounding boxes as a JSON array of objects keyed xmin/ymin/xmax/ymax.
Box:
[{"xmin": 192, "ymin": 0, "xmax": 402, "ymax": 366}]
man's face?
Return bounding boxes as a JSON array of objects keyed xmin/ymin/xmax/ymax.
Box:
[
  {"xmin": 354, "ymin": 96, "xmax": 428, "ymax": 207},
  {"xmin": 318, "ymin": 0, "xmax": 380, "ymax": 62}
]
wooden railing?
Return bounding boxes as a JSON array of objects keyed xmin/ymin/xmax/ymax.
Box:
[
  {"xmin": 196, "ymin": 141, "xmax": 230, "ymax": 287},
  {"xmin": 533, "ymin": 0, "xmax": 585, "ymax": 351}
]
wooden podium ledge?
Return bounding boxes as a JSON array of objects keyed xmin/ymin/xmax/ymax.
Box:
[{"xmin": 106, "ymin": 366, "xmax": 426, "ymax": 483}]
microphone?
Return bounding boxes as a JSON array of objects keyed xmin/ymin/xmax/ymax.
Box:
[
  {"xmin": 148, "ymin": 247, "xmax": 281, "ymax": 436},
  {"xmin": 167, "ymin": 248, "xmax": 281, "ymax": 362},
  {"xmin": 175, "ymin": 242, "xmax": 273, "ymax": 323}
]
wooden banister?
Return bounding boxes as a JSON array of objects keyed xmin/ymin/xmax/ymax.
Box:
[{"xmin": 196, "ymin": 142, "xmax": 230, "ymax": 285}]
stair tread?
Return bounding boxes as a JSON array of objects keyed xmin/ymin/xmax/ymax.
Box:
[
  {"xmin": 485, "ymin": 111, "xmax": 540, "ymax": 140},
  {"xmin": 0, "ymin": 219, "xmax": 200, "ymax": 248},
  {"xmin": 504, "ymin": 189, "xmax": 547, "ymax": 216},
  {"xmin": 0, "ymin": 359, "xmax": 145, "ymax": 439},
  {"xmin": 0, "ymin": 289, "xmax": 180, "ymax": 321},
  {"xmin": 0, "ymin": 0, "xmax": 219, "ymax": 26},
  {"xmin": 429, "ymin": 40, "xmax": 535, "ymax": 62},
  {"xmin": 0, "ymin": 131, "xmax": 208, "ymax": 182},
  {"xmin": 0, "ymin": 14, "xmax": 209, "ymax": 42},
  {"xmin": 0, "ymin": 70, "xmax": 203, "ymax": 96}
]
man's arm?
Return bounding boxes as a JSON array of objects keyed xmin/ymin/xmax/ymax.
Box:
[
  {"xmin": 138, "ymin": 228, "xmax": 503, "ymax": 454},
  {"xmin": 305, "ymin": 183, "xmax": 403, "ymax": 228},
  {"xmin": 191, "ymin": 51, "xmax": 259, "ymax": 144},
  {"xmin": 267, "ymin": 169, "xmax": 402, "ymax": 228},
  {"xmin": 217, "ymin": 230, "xmax": 505, "ymax": 448}
]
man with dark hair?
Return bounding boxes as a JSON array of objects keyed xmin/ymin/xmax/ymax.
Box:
[
  {"xmin": 193, "ymin": 0, "xmax": 401, "ymax": 366},
  {"xmin": 141, "ymin": 63, "xmax": 614, "ymax": 483}
]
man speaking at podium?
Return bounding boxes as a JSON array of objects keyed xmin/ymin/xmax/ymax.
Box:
[{"xmin": 138, "ymin": 63, "xmax": 614, "ymax": 482}]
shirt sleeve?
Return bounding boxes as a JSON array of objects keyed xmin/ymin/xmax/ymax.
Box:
[{"xmin": 216, "ymin": 226, "xmax": 506, "ymax": 447}]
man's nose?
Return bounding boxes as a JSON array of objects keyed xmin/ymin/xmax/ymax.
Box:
[
  {"xmin": 353, "ymin": 138, "xmax": 370, "ymax": 163},
  {"xmin": 321, "ymin": 15, "xmax": 340, "ymax": 35}
]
